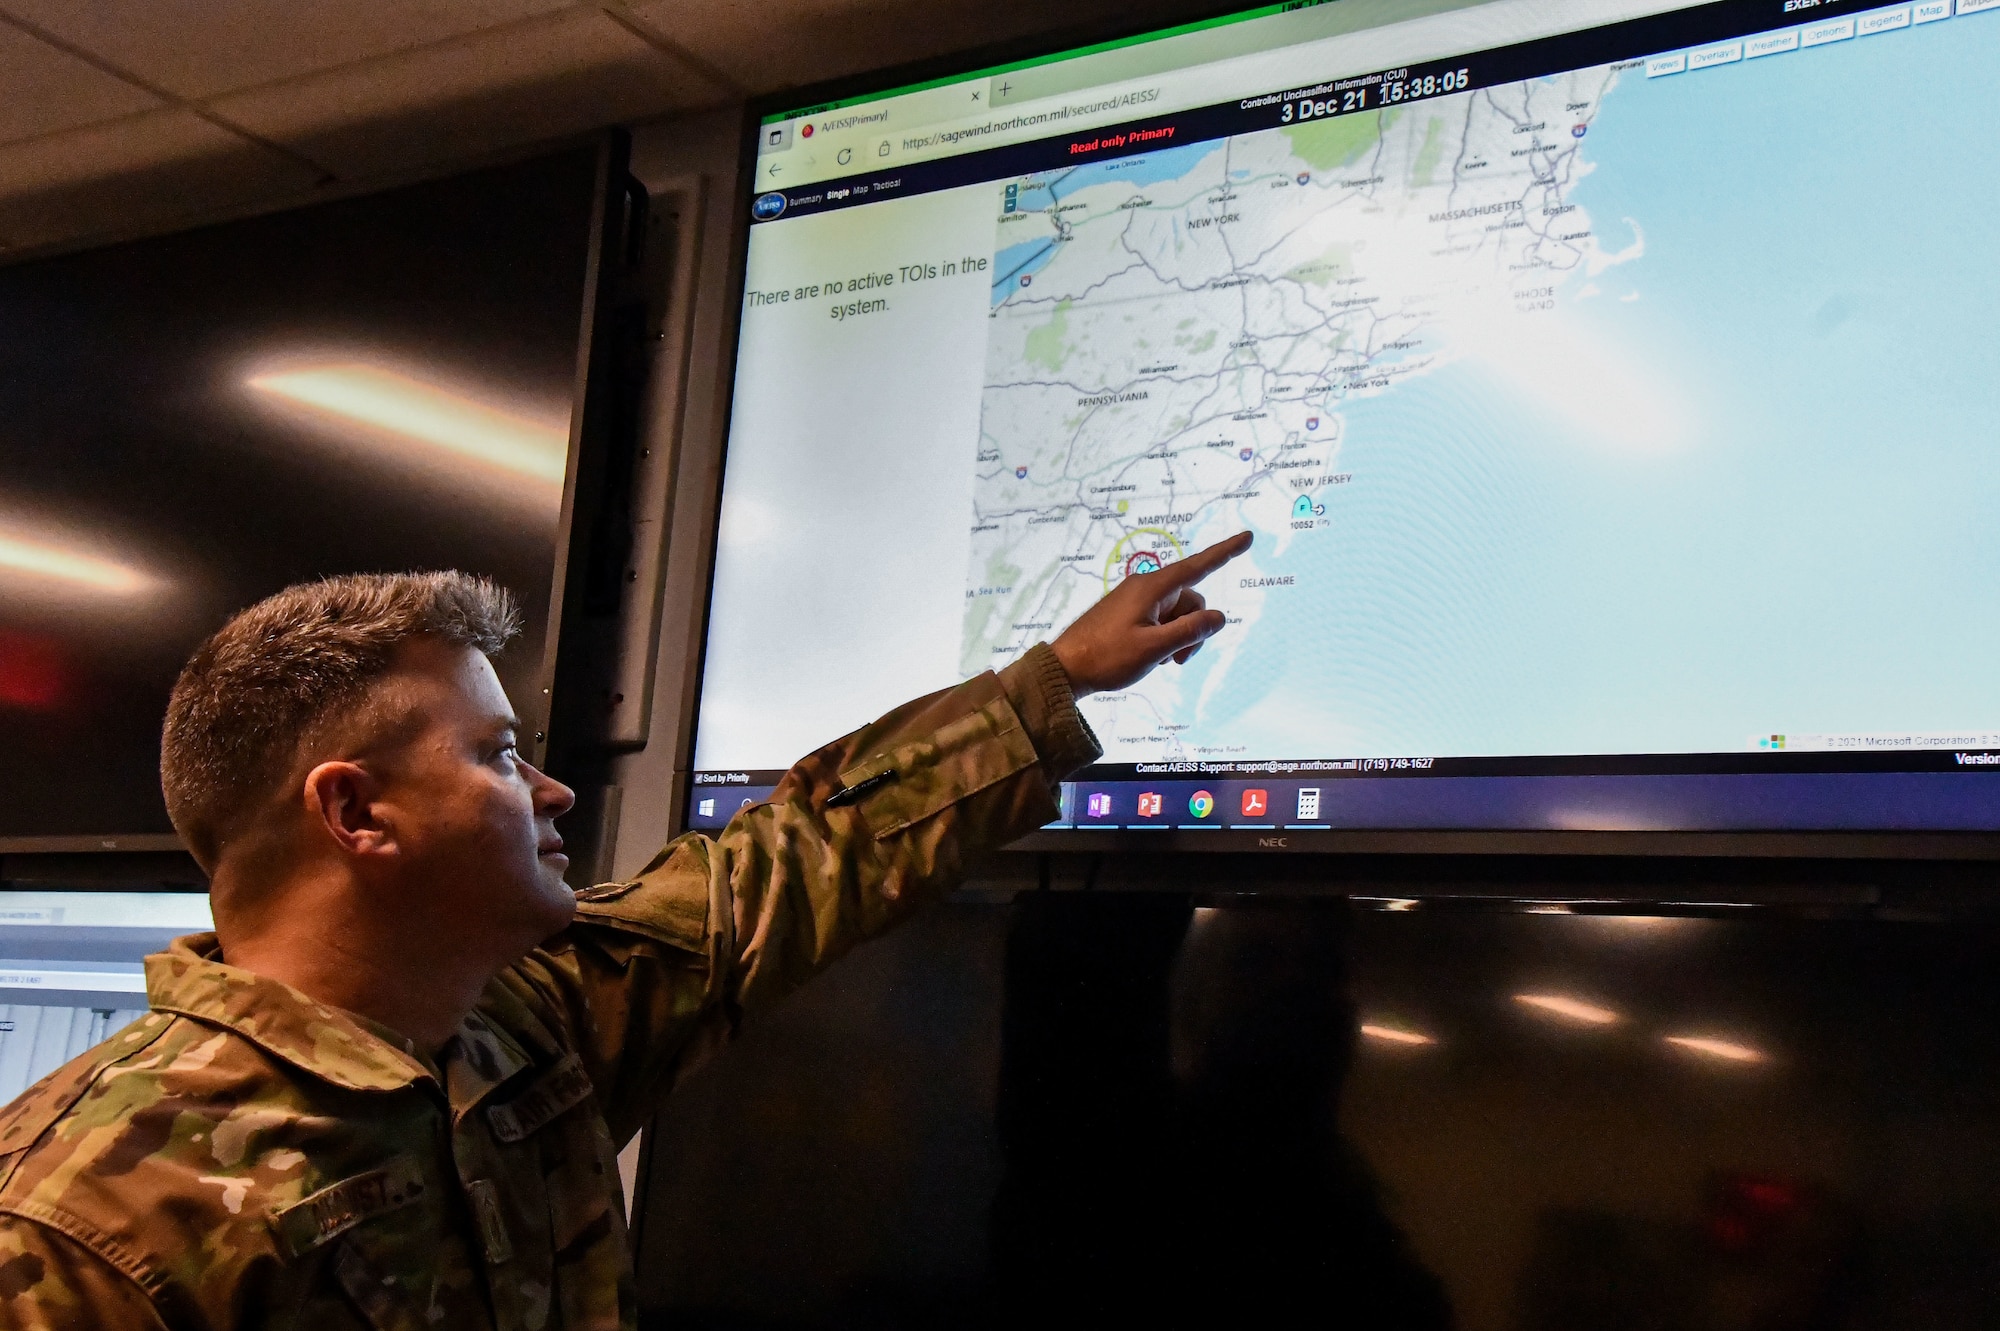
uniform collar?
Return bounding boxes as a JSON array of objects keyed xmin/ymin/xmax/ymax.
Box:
[{"xmin": 145, "ymin": 933, "xmax": 533, "ymax": 1104}]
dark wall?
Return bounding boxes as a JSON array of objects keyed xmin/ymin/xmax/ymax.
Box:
[{"xmin": 634, "ymin": 892, "xmax": 2000, "ymax": 1330}]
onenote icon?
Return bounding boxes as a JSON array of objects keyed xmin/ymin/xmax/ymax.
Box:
[
  {"xmin": 1188, "ymin": 790, "xmax": 1215, "ymax": 818},
  {"xmin": 1086, "ymin": 791, "xmax": 1113, "ymax": 818},
  {"xmin": 698, "ymin": 798, "xmax": 716, "ymax": 817},
  {"xmin": 1241, "ymin": 788, "xmax": 1268, "ymax": 817},
  {"xmin": 751, "ymin": 192, "xmax": 787, "ymax": 221},
  {"xmin": 1137, "ymin": 791, "xmax": 1163, "ymax": 817}
]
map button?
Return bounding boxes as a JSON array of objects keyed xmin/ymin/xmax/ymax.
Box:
[
  {"xmin": 1801, "ymin": 17, "xmax": 1857, "ymax": 44},
  {"xmin": 1914, "ymin": 0, "xmax": 1952, "ymax": 20},
  {"xmin": 1645, "ymin": 52, "xmax": 1687, "ymax": 77},
  {"xmin": 1688, "ymin": 41, "xmax": 1743, "ymax": 69},
  {"xmin": 1859, "ymin": 7, "xmax": 1912, "ymax": 34},
  {"xmin": 1746, "ymin": 30, "xmax": 1802, "ymax": 57}
]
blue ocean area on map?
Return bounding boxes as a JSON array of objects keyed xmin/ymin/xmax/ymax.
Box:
[{"xmin": 1181, "ymin": 13, "xmax": 2000, "ymax": 759}]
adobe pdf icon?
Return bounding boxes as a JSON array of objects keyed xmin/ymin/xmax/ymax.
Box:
[
  {"xmin": 1240, "ymin": 789, "xmax": 1268, "ymax": 818},
  {"xmin": 1137, "ymin": 791, "xmax": 1163, "ymax": 817}
]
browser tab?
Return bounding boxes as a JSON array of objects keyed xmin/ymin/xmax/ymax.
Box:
[{"xmin": 758, "ymin": 120, "xmax": 793, "ymax": 155}]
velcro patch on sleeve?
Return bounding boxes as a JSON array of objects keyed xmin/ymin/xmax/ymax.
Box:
[
  {"xmin": 271, "ymin": 1155, "xmax": 426, "ymax": 1258},
  {"xmin": 485, "ymin": 1052, "xmax": 595, "ymax": 1144}
]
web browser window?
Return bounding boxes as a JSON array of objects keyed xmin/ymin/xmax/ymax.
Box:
[
  {"xmin": 0, "ymin": 892, "xmax": 209, "ymax": 1102},
  {"xmin": 694, "ymin": 0, "xmax": 2000, "ymax": 840}
]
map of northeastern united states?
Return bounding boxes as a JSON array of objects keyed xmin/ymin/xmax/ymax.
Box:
[{"xmin": 962, "ymin": 65, "xmax": 1642, "ymax": 762}]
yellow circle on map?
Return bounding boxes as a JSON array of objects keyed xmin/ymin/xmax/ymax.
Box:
[{"xmin": 1103, "ymin": 528, "xmax": 1187, "ymax": 592}]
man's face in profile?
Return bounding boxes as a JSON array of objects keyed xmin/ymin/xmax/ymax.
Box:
[{"xmin": 368, "ymin": 638, "xmax": 577, "ymax": 944}]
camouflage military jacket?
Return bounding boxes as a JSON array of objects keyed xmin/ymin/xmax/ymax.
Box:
[{"xmin": 0, "ymin": 647, "xmax": 1097, "ymax": 1330}]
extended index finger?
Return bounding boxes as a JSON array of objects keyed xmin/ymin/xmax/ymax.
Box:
[{"xmin": 1157, "ymin": 531, "xmax": 1253, "ymax": 590}]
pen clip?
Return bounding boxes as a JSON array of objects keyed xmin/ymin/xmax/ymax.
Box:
[{"xmin": 826, "ymin": 768, "xmax": 898, "ymax": 808}]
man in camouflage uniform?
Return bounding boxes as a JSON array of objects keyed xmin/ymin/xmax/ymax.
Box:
[{"xmin": 0, "ymin": 533, "xmax": 1248, "ymax": 1329}]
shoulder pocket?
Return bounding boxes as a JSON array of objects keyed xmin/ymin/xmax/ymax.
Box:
[
  {"xmin": 836, "ymin": 692, "xmax": 1039, "ymax": 839},
  {"xmin": 0, "ymin": 1014, "xmax": 173, "ymax": 1188},
  {"xmin": 573, "ymin": 837, "xmax": 713, "ymax": 955}
]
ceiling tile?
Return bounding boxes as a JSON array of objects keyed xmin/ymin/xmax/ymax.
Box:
[
  {"xmin": 0, "ymin": 21, "xmax": 161, "ymax": 145},
  {"xmin": 209, "ymin": 10, "xmax": 732, "ymax": 179},
  {"xmin": 625, "ymin": 0, "xmax": 1179, "ymax": 94},
  {"xmin": 0, "ymin": 109, "xmax": 321, "ymax": 254},
  {"xmin": 0, "ymin": 0, "xmax": 577, "ymax": 100}
]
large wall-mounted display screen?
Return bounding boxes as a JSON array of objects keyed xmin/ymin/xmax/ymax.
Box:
[
  {"xmin": 0, "ymin": 148, "xmax": 607, "ymax": 848},
  {"xmin": 693, "ymin": 0, "xmax": 2000, "ymax": 845}
]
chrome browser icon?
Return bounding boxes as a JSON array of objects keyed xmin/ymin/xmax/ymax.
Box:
[{"xmin": 1188, "ymin": 789, "xmax": 1215, "ymax": 818}]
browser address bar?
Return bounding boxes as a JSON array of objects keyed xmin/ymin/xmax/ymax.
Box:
[{"xmin": 782, "ymin": 0, "xmax": 1702, "ymax": 188}]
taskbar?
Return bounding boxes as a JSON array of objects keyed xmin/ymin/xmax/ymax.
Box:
[{"xmin": 685, "ymin": 746, "xmax": 2000, "ymax": 836}]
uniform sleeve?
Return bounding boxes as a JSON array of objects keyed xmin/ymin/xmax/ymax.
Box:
[
  {"xmin": 0, "ymin": 1218, "xmax": 166, "ymax": 1331},
  {"xmin": 522, "ymin": 644, "xmax": 1099, "ymax": 1145}
]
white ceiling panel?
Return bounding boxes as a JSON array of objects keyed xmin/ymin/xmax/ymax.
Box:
[
  {"xmin": 627, "ymin": 0, "xmax": 1199, "ymax": 94},
  {"xmin": 208, "ymin": 9, "xmax": 732, "ymax": 178},
  {"xmin": 0, "ymin": 21, "xmax": 160, "ymax": 145},
  {"xmin": 0, "ymin": 0, "xmax": 1236, "ymax": 254},
  {"xmin": 0, "ymin": 0, "xmax": 578, "ymax": 100},
  {"xmin": 0, "ymin": 108, "xmax": 320, "ymax": 253}
]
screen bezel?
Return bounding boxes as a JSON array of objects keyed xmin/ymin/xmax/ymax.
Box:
[
  {"xmin": 0, "ymin": 134, "xmax": 629, "ymax": 857},
  {"xmin": 687, "ymin": 0, "xmax": 2000, "ymax": 863}
]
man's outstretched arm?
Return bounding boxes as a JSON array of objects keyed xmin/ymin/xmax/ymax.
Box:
[{"xmin": 519, "ymin": 533, "xmax": 1252, "ymax": 1142}]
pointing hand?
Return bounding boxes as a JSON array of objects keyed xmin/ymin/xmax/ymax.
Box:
[{"xmin": 1050, "ymin": 532, "xmax": 1253, "ymax": 697}]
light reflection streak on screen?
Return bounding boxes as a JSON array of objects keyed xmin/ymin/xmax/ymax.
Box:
[
  {"xmin": 246, "ymin": 364, "xmax": 570, "ymax": 488},
  {"xmin": 0, "ymin": 529, "xmax": 154, "ymax": 595},
  {"xmin": 1665, "ymin": 1035, "xmax": 1766, "ymax": 1064}
]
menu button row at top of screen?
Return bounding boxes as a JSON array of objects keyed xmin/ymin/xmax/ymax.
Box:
[{"xmin": 1649, "ymin": 0, "xmax": 1979, "ymax": 76}]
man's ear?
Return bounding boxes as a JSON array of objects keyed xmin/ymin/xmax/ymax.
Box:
[{"xmin": 301, "ymin": 761, "xmax": 395, "ymax": 859}]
